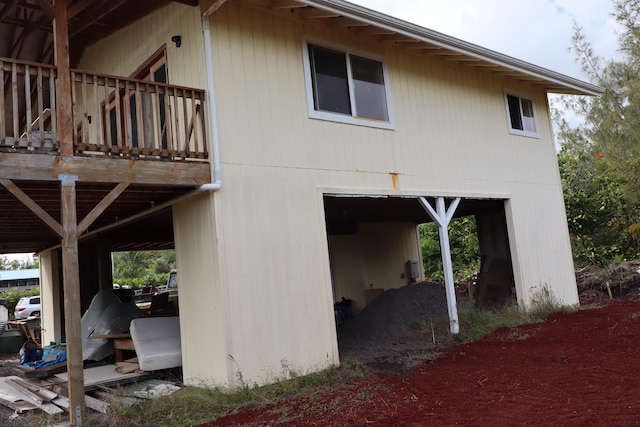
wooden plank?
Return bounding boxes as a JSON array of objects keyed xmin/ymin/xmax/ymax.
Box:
[
  {"xmin": 104, "ymin": 77, "xmax": 112, "ymax": 150},
  {"xmin": 77, "ymin": 182, "xmax": 129, "ymax": 235},
  {"xmin": 49, "ymin": 68, "xmax": 57, "ymax": 143},
  {"xmin": 60, "ymin": 175, "xmax": 85, "ymax": 425},
  {"xmin": 93, "ymin": 75, "xmax": 101, "ymax": 147},
  {"xmin": 56, "ymin": 365, "xmax": 145, "ymax": 389},
  {"xmin": 135, "ymin": 82, "xmax": 145, "ymax": 152},
  {"xmin": 92, "ymin": 390, "xmax": 140, "ymax": 408},
  {"xmin": 52, "ymin": 395, "xmax": 69, "ymax": 410},
  {"xmin": 0, "ymin": 60, "xmax": 4, "ymax": 138},
  {"xmin": 24, "ymin": 64, "xmax": 32, "ymax": 141},
  {"xmin": 115, "ymin": 78, "xmax": 122, "ymax": 150},
  {"xmin": 33, "ymin": 0, "xmax": 55, "ymax": 19},
  {"xmin": 88, "ymin": 333, "xmax": 130, "ymax": 339},
  {"xmin": 0, "ymin": 152, "xmax": 211, "ymax": 185},
  {"xmin": 2, "ymin": 378, "xmax": 63, "ymax": 415},
  {"xmin": 0, "ymin": 179, "xmax": 64, "ymax": 237},
  {"xmin": 12, "ymin": 362, "xmax": 67, "ymax": 379},
  {"xmin": 10, "ymin": 378, "xmax": 58, "ymax": 402},
  {"xmin": 0, "ymin": 396, "xmax": 38, "ymax": 414},
  {"xmin": 84, "ymin": 394, "xmax": 110, "ymax": 413},
  {"xmin": 6, "ymin": 378, "xmax": 44, "ymax": 404},
  {"xmin": 11, "ymin": 63, "xmax": 18, "ymax": 139},
  {"xmin": 36, "ymin": 67, "xmax": 44, "ymax": 142}
]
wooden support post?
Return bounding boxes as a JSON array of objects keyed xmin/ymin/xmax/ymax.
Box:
[
  {"xmin": 60, "ymin": 174, "xmax": 85, "ymax": 425},
  {"xmin": 54, "ymin": 0, "xmax": 73, "ymax": 157}
]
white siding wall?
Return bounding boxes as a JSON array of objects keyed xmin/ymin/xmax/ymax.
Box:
[
  {"xmin": 78, "ymin": 3, "xmax": 206, "ymax": 89},
  {"xmin": 329, "ymin": 223, "xmax": 422, "ymax": 312},
  {"xmin": 202, "ymin": 2, "xmax": 577, "ymax": 384},
  {"xmin": 39, "ymin": 250, "xmax": 62, "ymax": 346},
  {"xmin": 173, "ymin": 194, "xmax": 231, "ymax": 386}
]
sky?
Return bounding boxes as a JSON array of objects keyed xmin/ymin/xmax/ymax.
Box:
[{"xmin": 349, "ymin": 0, "xmax": 621, "ymax": 82}]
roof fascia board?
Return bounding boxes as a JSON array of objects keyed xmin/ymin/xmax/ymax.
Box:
[{"xmin": 296, "ymin": 0, "xmax": 603, "ymax": 96}]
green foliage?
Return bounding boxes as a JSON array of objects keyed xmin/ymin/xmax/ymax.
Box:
[
  {"xmin": 112, "ymin": 250, "xmax": 175, "ymax": 285},
  {"xmin": 420, "ymin": 216, "xmax": 480, "ymax": 280},
  {"xmin": 557, "ymin": 142, "xmax": 636, "ymax": 265},
  {"xmin": 115, "ymin": 273, "xmax": 169, "ymax": 290},
  {"xmin": 555, "ymin": 0, "xmax": 640, "ymax": 266},
  {"xmin": 432, "ymin": 296, "xmax": 568, "ymax": 345},
  {"xmin": 0, "ymin": 288, "xmax": 40, "ymax": 320}
]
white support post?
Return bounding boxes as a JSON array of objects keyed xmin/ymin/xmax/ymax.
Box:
[{"xmin": 419, "ymin": 196, "xmax": 461, "ymax": 334}]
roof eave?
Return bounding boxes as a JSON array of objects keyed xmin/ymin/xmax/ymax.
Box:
[{"xmin": 297, "ymin": 0, "xmax": 603, "ymax": 96}]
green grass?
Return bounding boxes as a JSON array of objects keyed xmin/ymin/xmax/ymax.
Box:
[{"xmin": 29, "ymin": 358, "xmax": 370, "ymax": 427}]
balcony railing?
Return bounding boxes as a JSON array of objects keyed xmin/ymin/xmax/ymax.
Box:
[{"xmin": 0, "ymin": 57, "xmax": 208, "ymax": 161}]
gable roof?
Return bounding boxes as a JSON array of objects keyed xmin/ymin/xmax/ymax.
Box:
[{"xmin": 281, "ymin": 0, "xmax": 602, "ymax": 96}]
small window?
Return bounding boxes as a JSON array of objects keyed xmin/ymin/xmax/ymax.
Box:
[
  {"xmin": 505, "ymin": 93, "xmax": 538, "ymax": 137},
  {"xmin": 303, "ymin": 42, "xmax": 393, "ymax": 129}
]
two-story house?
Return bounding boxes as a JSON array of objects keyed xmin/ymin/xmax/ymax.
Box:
[{"xmin": 0, "ymin": 0, "xmax": 600, "ymax": 422}]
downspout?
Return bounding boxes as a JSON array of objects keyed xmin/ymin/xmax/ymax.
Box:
[{"xmin": 199, "ymin": 0, "xmax": 228, "ymax": 192}]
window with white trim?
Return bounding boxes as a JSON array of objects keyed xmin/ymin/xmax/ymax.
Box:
[
  {"xmin": 303, "ymin": 42, "xmax": 393, "ymax": 129},
  {"xmin": 505, "ymin": 93, "xmax": 538, "ymax": 137}
]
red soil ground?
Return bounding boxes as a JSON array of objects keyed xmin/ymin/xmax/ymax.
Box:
[{"xmin": 212, "ymin": 300, "xmax": 640, "ymax": 426}]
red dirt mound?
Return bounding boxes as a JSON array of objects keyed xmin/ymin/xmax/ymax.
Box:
[{"xmin": 212, "ymin": 300, "xmax": 640, "ymax": 426}]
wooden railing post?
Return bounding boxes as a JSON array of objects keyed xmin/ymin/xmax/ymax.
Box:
[{"xmin": 54, "ymin": 0, "xmax": 74, "ymax": 157}]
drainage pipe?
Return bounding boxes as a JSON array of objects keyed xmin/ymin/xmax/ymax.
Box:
[{"xmin": 199, "ymin": 0, "xmax": 228, "ymax": 191}]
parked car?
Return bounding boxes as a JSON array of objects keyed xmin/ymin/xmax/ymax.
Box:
[{"xmin": 14, "ymin": 296, "xmax": 41, "ymax": 319}]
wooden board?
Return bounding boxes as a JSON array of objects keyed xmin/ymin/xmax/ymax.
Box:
[{"xmin": 11, "ymin": 362, "xmax": 68, "ymax": 379}]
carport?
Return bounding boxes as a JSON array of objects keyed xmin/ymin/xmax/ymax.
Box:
[{"xmin": 323, "ymin": 194, "xmax": 515, "ymax": 333}]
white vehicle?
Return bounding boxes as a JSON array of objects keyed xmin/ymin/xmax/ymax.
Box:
[{"xmin": 14, "ymin": 296, "xmax": 41, "ymax": 319}]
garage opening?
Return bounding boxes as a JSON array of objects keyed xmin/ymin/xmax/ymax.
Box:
[{"xmin": 323, "ymin": 194, "xmax": 516, "ymax": 362}]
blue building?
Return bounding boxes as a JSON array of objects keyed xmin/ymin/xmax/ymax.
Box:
[{"xmin": 0, "ymin": 269, "xmax": 39, "ymax": 292}]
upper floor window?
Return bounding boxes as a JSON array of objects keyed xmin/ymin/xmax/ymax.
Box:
[
  {"xmin": 303, "ymin": 42, "xmax": 393, "ymax": 129},
  {"xmin": 505, "ymin": 93, "xmax": 538, "ymax": 138}
]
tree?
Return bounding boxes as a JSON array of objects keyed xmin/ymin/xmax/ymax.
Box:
[
  {"xmin": 420, "ymin": 216, "xmax": 479, "ymax": 280},
  {"xmin": 112, "ymin": 250, "xmax": 175, "ymax": 281},
  {"xmin": 555, "ymin": 0, "xmax": 640, "ymax": 264},
  {"xmin": 0, "ymin": 254, "xmax": 39, "ymax": 270}
]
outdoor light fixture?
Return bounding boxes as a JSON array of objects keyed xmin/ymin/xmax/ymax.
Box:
[{"xmin": 171, "ymin": 35, "xmax": 182, "ymax": 48}]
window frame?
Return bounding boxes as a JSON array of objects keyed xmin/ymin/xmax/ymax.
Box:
[
  {"xmin": 302, "ymin": 38, "xmax": 395, "ymax": 130},
  {"xmin": 504, "ymin": 91, "xmax": 540, "ymax": 138}
]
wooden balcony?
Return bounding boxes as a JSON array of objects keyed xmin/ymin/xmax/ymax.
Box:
[{"xmin": 0, "ymin": 57, "xmax": 209, "ymax": 165}]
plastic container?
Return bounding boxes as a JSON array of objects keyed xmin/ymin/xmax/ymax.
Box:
[{"xmin": 0, "ymin": 329, "xmax": 26, "ymax": 354}]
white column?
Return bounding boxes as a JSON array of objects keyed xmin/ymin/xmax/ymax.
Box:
[{"xmin": 419, "ymin": 196, "xmax": 461, "ymax": 334}]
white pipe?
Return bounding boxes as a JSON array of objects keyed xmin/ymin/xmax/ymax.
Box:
[{"xmin": 201, "ymin": 0, "xmax": 227, "ymax": 188}]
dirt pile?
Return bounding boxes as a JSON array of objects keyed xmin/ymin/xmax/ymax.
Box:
[{"xmin": 337, "ymin": 282, "xmax": 448, "ymax": 367}]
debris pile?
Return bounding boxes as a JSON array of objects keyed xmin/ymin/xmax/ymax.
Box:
[{"xmin": 575, "ymin": 261, "xmax": 640, "ymax": 303}]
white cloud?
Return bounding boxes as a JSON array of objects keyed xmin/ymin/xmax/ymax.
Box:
[{"xmin": 348, "ymin": 0, "xmax": 621, "ymax": 82}]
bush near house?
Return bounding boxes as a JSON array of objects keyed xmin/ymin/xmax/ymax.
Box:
[{"xmin": 114, "ymin": 272, "xmax": 169, "ymax": 291}]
